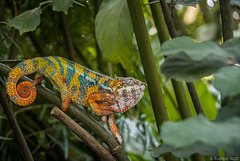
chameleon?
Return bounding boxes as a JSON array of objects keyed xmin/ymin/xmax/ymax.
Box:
[{"xmin": 6, "ymin": 56, "xmax": 146, "ymax": 144}]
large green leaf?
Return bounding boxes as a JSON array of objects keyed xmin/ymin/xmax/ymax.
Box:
[
  {"xmin": 151, "ymin": 142, "xmax": 218, "ymax": 158},
  {"xmin": 221, "ymin": 37, "xmax": 240, "ymax": 63},
  {"xmin": 213, "ymin": 66, "xmax": 240, "ymax": 99},
  {"xmin": 166, "ymin": 0, "xmax": 199, "ymax": 7},
  {"xmin": 95, "ymin": 0, "xmax": 133, "ymax": 70},
  {"xmin": 161, "ymin": 52, "xmax": 228, "ymax": 81},
  {"xmin": 7, "ymin": 7, "xmax": 42, "ymax": 35},
  {"xmin": 160, "ymin": 115, "xmax": 240, "ymax": 156},
  {"xmin": 158, "ymin": 36, "xmax": 229, "ymax": 60},
  {"xmin": 215, "ymin": 99, "xmax": 240, "ymax": 122},
  {"xmin": 52, "ymin": 0, "xmax": 73, "ymax": 14}
]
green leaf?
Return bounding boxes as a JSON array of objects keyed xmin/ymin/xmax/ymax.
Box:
[
  {"xmin": 95, "ymin": 0, "xmax": 134, "ymax": 70},
  {"xmin": 167, "ymin": 0, "xmax": 199, "ymax": 7},
  {"xmin": 158, "ymin": 36, "xmax": 229, "ymax": 60},
  {"xmin": 221, "ymin": 37, "xmax": 240, "ymax": 63},
  {"xmin": 215, "ymin": 99, "xmax": 240, "ymax": 122},
  {"xmin": 7, "ymin": 7, "xmax": 42, "ymax": 35},
  {"xmin": 213, "ymin": 66, "xmax": 240, "ymax": 99},
  {"xmin": 52, "ymin": 0, "xmax": 73, "ymax": 14},
  {"xmin": 161, "ymin": 52, "xmax": 228, "ymax": 81},
  {"xmin": 160, "ymin": 115, "xmax": 240, "ymax": 156},
  {"xmin": 150, "ymin": 142, "xmax": 218, "ymax": 158}
]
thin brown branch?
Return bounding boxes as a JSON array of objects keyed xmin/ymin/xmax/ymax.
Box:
[
  {"xmin": 51, "ymin": 107, "xmax": 116, "ymax": 161},
  {"xmin": 0, "ymin": 85, "xmax": 34, "ymax": 161}
]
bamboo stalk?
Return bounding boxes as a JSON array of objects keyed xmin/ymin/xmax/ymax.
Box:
[
  {"xmin": 126, "ymin": 0, "xmax": 169, "ymax": 132},
  {"xmin": 219, "ymin": 0, "xmax": 233, "ymax": 107},
  {"xmin": 126, "ymin": 1, "xmax": 178, "ymax": 161}
]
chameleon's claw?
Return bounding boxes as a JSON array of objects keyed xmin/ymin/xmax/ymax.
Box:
[
  {"xmin": 108, "ymin": 113, "xmax": 122, "ymax": 145},
  {"xmin": 101, "ymin": 116, "xmax": 107, "ymax": 122},
  {"xmin": 33, "ymin": 74, "xmax": 44, "ymax": 86}
]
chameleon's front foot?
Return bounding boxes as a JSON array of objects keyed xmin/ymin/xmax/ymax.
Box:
[{"xmin": 108, "ymin": 113, "xmax": 122, "ymax": 145}]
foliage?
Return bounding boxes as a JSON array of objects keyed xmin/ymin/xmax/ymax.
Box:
[
  {"xmin": 158, "ymin": 36, "xmax": 240, "ymax": 81},
  {"xmin": 52, "ymin": 0, "xmax": 73, "ymax": 14},
  {"xmin": 95, "ymin": 0, "xmax": 134, "ymax": 70},
  {"xmin": 7, "ymin": 7, "xmax": 42, "ymax": 35},
  {"xmin": 151, "ymin": 99, "xmax": 240, "ymax": 157}
]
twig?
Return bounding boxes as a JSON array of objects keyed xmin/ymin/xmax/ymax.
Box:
[
  {"xmin": 51, "ymin": 107, "xmax": 116, "ymax": 161},
  {"xmin": 186, "ymin": 82, "xmax": 205, "ymax": 115},
  {"xmin": 0, "ymin": 85, "xmax": 34, "ymax": 161}
]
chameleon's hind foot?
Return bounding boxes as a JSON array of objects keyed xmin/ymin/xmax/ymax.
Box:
[{"xmin": 33, "ymin": 74, "xmax": 44, "ymax": 86}]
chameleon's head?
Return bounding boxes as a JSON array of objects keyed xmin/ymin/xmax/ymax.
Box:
[{"xmin": 113, "ymin": 77, "xmax": 146, "ymax": 113}]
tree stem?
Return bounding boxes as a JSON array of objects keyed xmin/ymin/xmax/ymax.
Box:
[
  {"xmin": 219, "ymin": 0, "xmax": 234, "ymax": 107},
  {"xmin": 219, "ymin": 0, "xmax": 233, "ymax": 42},
  {"xmin": 127, "ymin": 0, "xmax": 169, "ymax": 132}
]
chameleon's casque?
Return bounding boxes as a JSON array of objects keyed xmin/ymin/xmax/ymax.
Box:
[{"xmin": 6, "ymin": 56, "xmax": 146, "ymax": 144}]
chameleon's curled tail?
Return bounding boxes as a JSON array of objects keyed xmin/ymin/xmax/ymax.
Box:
[{"xmin": 6, "ymin": 59, "xmax": 37, "ymax": 106}]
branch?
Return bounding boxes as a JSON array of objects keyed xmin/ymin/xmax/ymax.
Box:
[
  {"xmin": 51, "ymin": 107, "xmax": 116, "ymax": 161},
  {"xmin": 219, "ymin": 0, "xmax": 233, "ymax": 42},
  {"xmin": 219, "ymin": 0, "xmax": 233, "ymax": 107},
  {"xmin": 186, "ymin": 83, "xmax": 205, "ymax": 116},
  {"xmin": 0, "ymin": 85, "xmax": 34, "ymax": 161},
  {"xmin": 0, "ymin": 63, "xmax": 129, "ymax": 161}
]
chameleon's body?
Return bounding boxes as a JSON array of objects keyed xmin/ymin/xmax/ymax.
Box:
[{"xmin": 6, "ymin": 56, "xmax": 146, "ymax": 144}]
